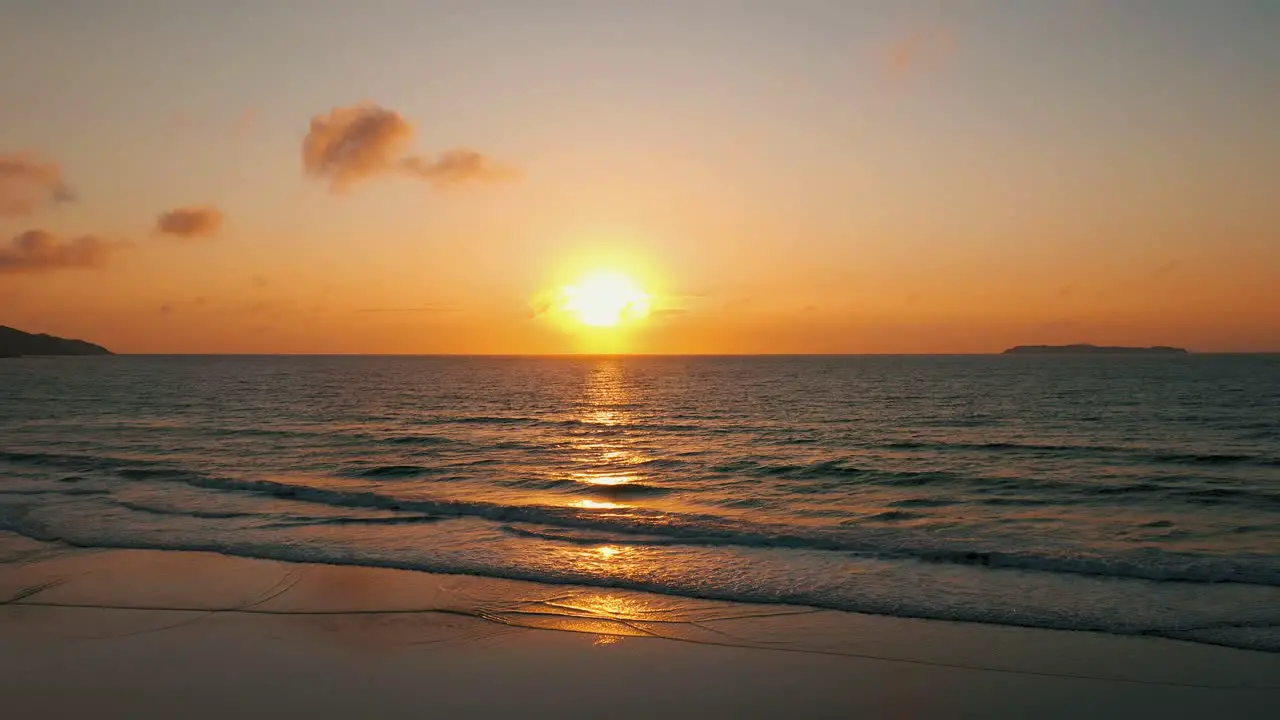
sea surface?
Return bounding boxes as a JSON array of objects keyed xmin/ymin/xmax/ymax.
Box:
[{"xmin": 2, "ymin": 355, "xmax": 1278, "ymax": 651}]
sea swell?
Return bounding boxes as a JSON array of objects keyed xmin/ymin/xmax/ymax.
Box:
[
  {"xmin": 1, "ymin": 519, "xmax": 1276, "ymax": 654},
  {"xmin": 3, "ymin": 461, "xmax": 1277, "ymax": 588}
]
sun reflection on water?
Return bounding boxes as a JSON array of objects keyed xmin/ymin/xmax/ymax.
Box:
[
  {"xmin": 544, "ymin": 591, "xmax": 658, "ymax": 621},
  {"xmin": 574, "ymin": 473, "xmax": 636, "ymax": 486},
  {"xmin": 571, "ymin": 499, "xmax": 627, "ymax": 510},
  {"xmin": 561, "ymin": 361, "xmax": 669, "ymax": 502}
]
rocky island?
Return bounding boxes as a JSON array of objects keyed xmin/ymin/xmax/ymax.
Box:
[
  {"xmin": 0, "ymin": 325, "xmax": 114, "ymax": 357},
  {"xmin": 1003, "ymin": 344, "xmax": 1188, "ymax": 355}
]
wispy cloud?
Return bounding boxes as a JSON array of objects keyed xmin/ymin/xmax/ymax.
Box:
[
  {"xmin": 0, "ymin": 153, "xmax": 75, "ymax": 217},
  {"xmin": 302, "ymin": 103, "xmax": 515, "ymax": 192},
  {"xmin": 400, "ymin": 149, "xmax": 518, "ymax": 185},
  {"xmin": 0, "ymin": 230, "xmax": 124, "ymax": 274},
  {"xmin": 155, "ymin": 206, "xmax": 224, "ymax": 238}
]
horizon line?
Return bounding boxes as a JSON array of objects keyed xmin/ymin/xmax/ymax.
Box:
[{"xmin": 89, "ymin": 350, "xmax": 1280, "ymax": 357}]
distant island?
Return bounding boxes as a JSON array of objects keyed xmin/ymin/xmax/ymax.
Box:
[
  {"xmin": 1003, "ymin": 344, "xmax": 1188, "ymax": 355},
  {"xmin": 0, "ymin": 325, "xmax": 114, "ymax": 357}
]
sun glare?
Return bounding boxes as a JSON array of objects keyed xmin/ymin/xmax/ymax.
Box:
[{"xmin": 560, "ymin": 271, "xmax": 652, "ymax": 327}]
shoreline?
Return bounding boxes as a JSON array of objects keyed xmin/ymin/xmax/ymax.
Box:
[
  {"xmin": 4, "ymin": 537, "xmax": 1278, "ymax": 718},
  {"xmin": 5, "ymin": 516, "xmax": 1277, "ymax": 654}
]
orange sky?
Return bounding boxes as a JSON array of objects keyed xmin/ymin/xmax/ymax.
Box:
[{"xmin": 2, "ymin": 2, "xmax": 1277, "ymax": 353}]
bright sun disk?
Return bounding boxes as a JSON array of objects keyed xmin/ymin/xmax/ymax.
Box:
[{"xmin": 560, "ymin": 271, "xmax": 651, "ymax": 327}]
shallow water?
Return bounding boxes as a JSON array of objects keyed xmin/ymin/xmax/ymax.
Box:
[{"xmin": 2, "ymin": 354, "xmax": 1278, "ymax": 650}]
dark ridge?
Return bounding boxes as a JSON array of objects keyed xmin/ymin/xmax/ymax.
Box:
[
  {"xmin": 1002, "ymin": 344, "xmax": 1188, "ymax": 355},
  {"xmin": 0, "ymin": 325, "xmax": 113, "ymax": 357}
]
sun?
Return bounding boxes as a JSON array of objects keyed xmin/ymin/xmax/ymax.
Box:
[{"xmin": 560, "ymin": 270, "xmax": 652, "ymax": 327}]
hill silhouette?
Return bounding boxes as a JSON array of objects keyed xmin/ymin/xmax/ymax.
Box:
[
  {"xmin": 0, "ymin": 326, "xmax": 113, "ymax": 357},
  {"xmin": 1003, "ymin": 344, "xmax": 1188, "ymax": 355}
]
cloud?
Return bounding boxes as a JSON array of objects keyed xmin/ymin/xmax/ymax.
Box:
[
  {"xmin": 0, "ymin": 230, "xmax": 123, "ymax": 274},
  {"xmin": 0, "ymin": 153, "xmax": 75, "ymax": 216},
  {"xmin": 303, "ymin": 104, "xmax": 414, "ymax": 190},
  {"xmin": 155, "ymin": 206, "xmax": 224, "ymax": 238},
  {"xmin": 400, "ymin": 149, "xmax": 518, "ymax": 186},
  {"xmin": 302, "ymin": 103, "xmax": 515, "ymax": 192},
  {"xmin": 884, "ymin": 27, "xmax": 952, "ymax": 79}
]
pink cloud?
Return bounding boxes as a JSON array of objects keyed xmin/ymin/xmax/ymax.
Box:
[
  {"xmin": 0, "ymin": 230, "xmax": 124, "ymax": 273},
  {"xmin": 302, "ymin": 103, "xmax": 516, "ymax": 192},
  {"xmin": 155, "ymin": 206, "xmax": 224, "ymax": 238},
  {"xmin": 0, "ymin": 153, "xmax": 74, "ymax": 216}
]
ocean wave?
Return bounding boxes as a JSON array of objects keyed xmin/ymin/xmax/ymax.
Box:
[
  {"xmin": 886, "ymin": 497, "xmax": 958, "ymax": 508},
  {"xmin": 444, "ymin": 415, "xmax": 532, "ymax": 425},
  {"xmin": 501, "ymin": 524, "xmax": 685, "ymax": 546},
  {"xmin": 121, "ymin": 472, "xmax": 1279, "ymax": 587},
  {"xmin": 6, "ymin": 521, "xmax": 1275, "ymax": 655},
  {"xmin": 880, "ymin": 441, "xmax": 1280, "ymax": 468},
  {"xmin": 881, "ymin": 440, "xmax": 1107, "ymax": 453},
  {"xmin": 259, "ymin": 514, "xmax": 444, "ymax": 529},
  {"xmin": 862, "ymin": 510, "xmax": 924, "ymax": 522},
  {"xmin": 506, "ymin": 477, "xmax": 674, "ymax": 497},
  {"xmin": 976, "ymin": 497, "xmax": 1055, "ymax": 507},
  {"xmin": 113, "ymin": 500, "xmax": 260, "ymax": 520},
  {"xmin": 384, "ymin": 434, "xmax": 459, "ymax": 446},
  {"xmin": 6, "ymin": 449, "xmax": 1279, "ymax": 588},
  {"xmin": 424, "ymin": 414, "xmax": 709, "ymax": 434},
  {"xmin": 348, "ymin": 465, "xmax": 439, "ymax": 479},
  {"xmin": 5, "ymin": 448, "xmax": 1276, "ymax": 587},
  {"xmin": 582, "ymin": 482, "xmax": 672, "ymax": 498},
  {"xmin": 1148, "ymin": 452, "xmax": 1277, "ymax": 467},
  {"xmin": 1177, "ymin": 487, "xmax": 1280, "ymax": 507},
  {"xmin": 0, "ymin": 488, "xmax": 90, "ymax": 497}
]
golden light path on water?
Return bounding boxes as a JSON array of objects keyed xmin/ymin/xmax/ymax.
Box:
[
  {"xmin": 571, "ymin": 499, "xmax": 626, "ymax": 510},
  {"xmin": 554, "ymin": 360, "xmax": 656, "ymax": 591}
]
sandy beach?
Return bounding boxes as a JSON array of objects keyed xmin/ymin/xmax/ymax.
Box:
[{"xmin": 2, "ymin": 534, "xmax": 1276, "ymax": 719}]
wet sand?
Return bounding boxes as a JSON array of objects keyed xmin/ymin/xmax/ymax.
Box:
[{"xmin": 2, "ymin": 537, "xmax": 1277, "ymax": 719}]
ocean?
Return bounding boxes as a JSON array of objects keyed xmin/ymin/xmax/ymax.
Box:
[{"xmin": 2, "ymin": 354, "xmax": 1278, "ymax": 652}]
